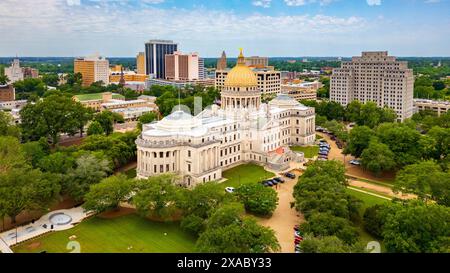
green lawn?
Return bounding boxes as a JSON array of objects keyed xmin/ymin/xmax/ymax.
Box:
[
  {"xmin": 346, "ymin": 188, "xmax": 390, "ymax": 212},
  {"xmin": 13, "ymin": 214, "xmax": 196, "ymax": 253},
  {"xmin": 74, "ymin": 93, "xmax": 125, "ymax": 101},
  {"xmin": 346, "ymin": 187, "xmax": 389, "ymax": 252},
  {"xmin": 220, "ymin": 164, "xmax": 275, "ymax": 189},
  {"xmin": 290, "ymin": 145, "xmax": 319, "ymax": 158}
]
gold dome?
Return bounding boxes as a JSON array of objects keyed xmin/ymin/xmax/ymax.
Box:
[{"xmin": 224, "ymin": 49, "xmax": 258, "ymax": 88}]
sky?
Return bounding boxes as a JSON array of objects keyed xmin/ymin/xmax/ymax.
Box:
[{"xmin": 0, "ymin": 0, "xmax": 449, "ymax": 57}]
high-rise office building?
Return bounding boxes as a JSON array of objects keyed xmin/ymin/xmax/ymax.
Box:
[
  {"xmin": 136, "ymin": 52, "xmax": 146, "ymax": 75},
  {"xmin": 74, "ymin": 54, "xmax": 110, "ymax": 87},
  {"xmin": 165, "ymin": 51, "xmax": 200, "ymax": 81},
  {"xmin": 330, "ymin": 51, "xmax": 414, "ymax": 121},
  {"xmin": 216, "ymin": 51, "xmax": 227, "ymax": 70},
  {"xmin": 145, "ymin": 40, "xmax": 178, "ymax": 79},
  {"xmin": 198, "ymin": 57, "xmax": 205, "ymax": 80}
]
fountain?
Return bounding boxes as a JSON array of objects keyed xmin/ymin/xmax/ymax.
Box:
[{"xmin": 49, "ymin": 213, "xmax": 73, "ymax": 226}]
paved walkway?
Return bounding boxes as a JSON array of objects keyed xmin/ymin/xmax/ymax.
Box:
[
  {"xmin": 258, "ymin": 162, "xmax": 305, "ymax": 253},
  {"xmin": 347, "ymin": 186, "xmax": 392, "ymax": 200},
  {"xmin": 0, "ymin": 207, "xmax": 91, "ymax": 253}
]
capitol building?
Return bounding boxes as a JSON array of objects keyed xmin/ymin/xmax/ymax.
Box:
[{"xmin": 136, "ymin": 50, "xmax": 316, "ymax": 186}]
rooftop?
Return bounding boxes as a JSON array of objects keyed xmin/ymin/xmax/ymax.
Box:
[{"xmin": 74, "ymin": 93, "xmax": 124, "ymax": 101}]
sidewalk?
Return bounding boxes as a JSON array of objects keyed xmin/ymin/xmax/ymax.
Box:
[{"xmin": 0, "ymin": 207, "xmax": 91, "ymax": 253}]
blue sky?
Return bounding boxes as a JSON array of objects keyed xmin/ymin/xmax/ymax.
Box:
[{"xmin": 0, "ymin": 0, "xmax": 449, "ymax": 57}]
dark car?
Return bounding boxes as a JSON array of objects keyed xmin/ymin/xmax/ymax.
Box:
[
  {"xmin": 284, "ymin": 172, "xmax": 296, "ymax": 179},
  {"xmin": 265, "ymin": 181, "xmax": 274, "ymax": 186},
  {"xmin": 273, "ymin": 177, "xmax": 285, "ymax": 183}
]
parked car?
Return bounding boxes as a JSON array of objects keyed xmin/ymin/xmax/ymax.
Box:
[
  {"xmin": 225, "ymin": 187, "xmax": 235, "ymax": 193},
  {"xmin": 284, "ymin": 172, "xmax": 296, "ymax": 179},
  {"xmin": 319, "ymin": 151, "xmax": 329, "ymax": 156},
  {"xmin": 349, "ymin": 159, "xmax": 361, "ymax": 166},
  {"xmin": 270, "ymin": 179, "xmax": 279, "ymax": 185},
  {"xmin": 273, "ymin": 177, "xmax": 285, "ymax": 183}
]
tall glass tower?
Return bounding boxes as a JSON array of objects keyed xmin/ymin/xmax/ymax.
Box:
[{"xmin": 145, "ymin": 40, "xmax": 178, "ymax": 79}]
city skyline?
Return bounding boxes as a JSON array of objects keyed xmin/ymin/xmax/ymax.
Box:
[{"xmin": 0, "ymin": 0, "xmax": 449, "ymax": 57}]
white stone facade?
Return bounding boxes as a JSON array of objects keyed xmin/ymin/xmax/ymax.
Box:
[
  {"xmin": 330, "ymin": 51, "xmax": 414, "ymax": 122},
  {"xmin": 137, "ymin": 51, "xmax": 315, "ymax": 187}
]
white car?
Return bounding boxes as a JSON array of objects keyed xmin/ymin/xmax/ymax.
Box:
[
  {"xmin": 349, "ymin": 159, "xmax": 361, "ymax": 166},
  {"xmin": 225, "ymin": 187, "xmax": 235, "ymax": 193}
]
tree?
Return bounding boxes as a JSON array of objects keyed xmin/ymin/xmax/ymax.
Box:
[
  {"xmin": 345, "ymin": 100, "xmax": 362, "ymax": 122},
  {"xmin": 300, "ymin": 234, "xmax": 365, "ymax": 253},
  {"xmin": 21, "ymin": 139, "xmax": 50, "ymax": 168},
  {"xmin": 37, "ymin": 152, "xmax": 75, "ymax": 174},
  {"xmin": 363, "ymin": 204, "xmax": 387, "ymax": 238},
  {"xmin": 0, "ymin": 136, "xmax": 27, "ymax": 173},
  {"xmin": 293, "ymin": 160, "xmax": 361, "ymax": 223},
  {"xmin": 93, "ymin": 111, "xmax": 115, "ymax": 135},
  {"xmin": 195, "ymin": 203, "xmax": 280, "ymax": 253},
  {"xmin": 376, "ymin": 123, "xmax": 422, "ymax": 167},
  {"xmin": 80, "ymin": 132, "xmax": 138, "ymax": 167},
  {"xmin": 13, "ymin": 78, "xmax": 47, "ymax": 99},
  {"xmin": 179, "ymin": 182, "xmax": 229, "ymax": 233},
  {"xmin": 301, "ymin": 160, "xmax": 347, "ymax": 185},
  {"xmin": 426, "ymin": 126, "xmax": 450, "ymax": 160},
  {"xmin": 0, "ymin": 111, "xmax": 20, "ymax": 138},
  {"xmin": 0, "ymin": 168, "xmax": 60, "ymax": 224},
  {"xmin": 382, "ymin": 201, "xmax": 450, "ymax": 253},
  {"xmin": 83, "ymin": 174, "xmax": 133, "ymax": 213},
  {"xmin": 137, "ymin": 112, "xmax": 157, "ymax": 130},
  {"xmin": 41, "ymin": 73, "xmax": 60, "ymax": 87},
  {"xmin": 394, "ymin": 161, "xmax": 450, "ymax": 206},
  {"xmin": 343, "ymin": 125, "xmax": 373, "ymax": 157},
  {"xmin": 64, "ymin": 154, "xmax": 111, "ymax": 201},
  {"xmin": 0, "ymin": 74, "xmax": 9, "ymax": 85},
  {"xmin": 299, "ymin": 212, "xmax": 359, "ymax": 245},
  {"xmin": 361, "ymin": 138, "xmax": 396, "ymax": 176},
  {"xmin": 72, "ymin": 102, "xmax": 93, "ymax": 137},
  {"xmin": 132, "ymin": 174, "xmax": 184, "ymax": 219},
  {"xmin": 20, "ymin": 93, "xmax": 81, "ymax": 144},
  {"xmin": 235, "ymin": 183, "xmax": 278, "ymax": 216},
  {"xmin": 323, "ymin": 120, "xmax": 348, "ymax": 142},
  {"xmin": 357, "ymin": 102, "xmax": 395, "ymax": 128},
  {"xmin": 87, "ymin": 121, "xmax": 104, "ymax": 136},
  {"xmin": 432, "ymin": 81, "xmax": 445, "ymax": 91}
]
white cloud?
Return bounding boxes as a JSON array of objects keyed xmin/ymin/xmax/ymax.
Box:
[
  {"xmin": 0, "ymin": 0, "xmax": 447, "ymax": 56},
  {"xmin": 252, "ymin": 0, "xmax": 272, "ymax": 8},
  {"xmin": 284, "ymin": 0, "xmax": 336, "ymax": 6},
  {"xmin": 66, "ymin": 0, "xmax": 81, "ymax": 6},
  {"xmin": 366, "ymin": 0, "xmax": 381, "ymax": 6},
  {"xmin": 285, "ymin": 0, "xmax": 307, "ymax": 6}
]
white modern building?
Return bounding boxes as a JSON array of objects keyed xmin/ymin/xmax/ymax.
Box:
[
  {"xmin": 330, "ymin": 51, "xmax": 414, "ymax": 122},
  {"xmin": 136, "ymin": 50, "xmax": 316, "ymax": 187}
]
